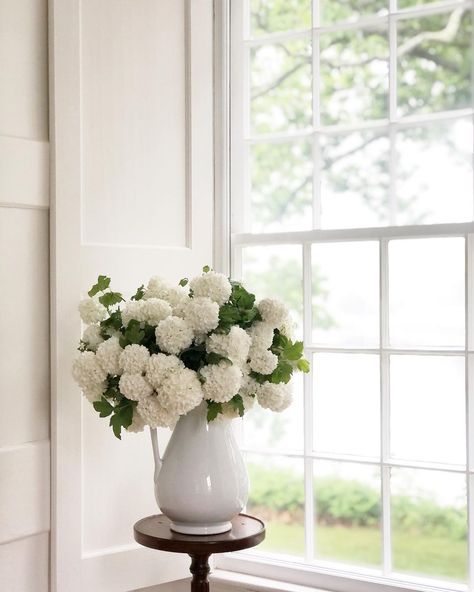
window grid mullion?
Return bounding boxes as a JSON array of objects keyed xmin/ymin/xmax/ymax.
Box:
[
  {"xmin": 303, "ymin": 242, "xmax": 315, "ymax": 562},
  {"xmin": 465, "ymin": 234, "xmax": 473, "ymax": 591},
  {"xmin": 380, "ymin": 238, "xmax": 392, "ymax": 575}
]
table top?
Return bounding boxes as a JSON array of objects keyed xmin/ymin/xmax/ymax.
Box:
[{"xmin": 134, "ymin": 513, "xmax": 265, "ymax": 555}]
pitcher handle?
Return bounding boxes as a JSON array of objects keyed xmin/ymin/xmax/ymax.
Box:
[{"xmin": 150, "ymin": 427, "xmax": 162, "ymax": 483}]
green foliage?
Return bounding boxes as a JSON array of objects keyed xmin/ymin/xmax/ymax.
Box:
[
  {"xmin": 207, "ymin": 401, "xmax": 223, "ymax": 421},
  {"xmin": 92, "ymin": 376, "xmax": 136, "ymax": 439},
  {"xmin": 247, "ymin": 464, "xmax": 468, "ymax": 541},
  {"xmin": 93, "ymin": 397, "xmax": 114, "ymax": 418},
  {"xmin": 100, "ymin": 310, "xmax": 123, "ymax": 337},
  {"xmin": 205, "ymin": 352, "xmax": 231, "ymax": 365},
  {"xmin": 131, "ymin": 285, "xmax": 145, "ymax": 301},
  {"xmin": 179, "ymin": 278, "xmax": 189, "ymax": 287},
  {"xmin": 119, "ymin": 320, "xmax": 145, "ymax": 347},
  {"xmin": 88, "ymin": 275, "xmax": 110, "ymax": 297},
  {"xmin": 202, "ymin": 265, "xmax": 211, "ymax": 273},
  {"xmin": 230, "ymin": 394, "xmax": 245, "ymax": 417},
  {"xmin": 109, "ymin": 398, "xmax": 135, "ymax": 439},
  {"xmin": 99, "ymin": 291, "xmax": 124, "ymax": 308},
  {"xmin": 217, "ymin": 281, "xmax": 262, "ymax": 333}
]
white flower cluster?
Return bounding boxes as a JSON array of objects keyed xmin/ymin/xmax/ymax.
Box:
[{"xmin": 74, "ymin": 271, "xmax": 301, "ymax": 437}]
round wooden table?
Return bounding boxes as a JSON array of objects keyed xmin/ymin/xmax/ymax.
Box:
[{"xmin": 134, "ymin": 513, "xmax": 265, "ymax": 592}]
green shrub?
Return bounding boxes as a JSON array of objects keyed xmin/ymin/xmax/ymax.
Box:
[{"xmin": 247, "ymin": 464, "xmax": 467, "ymax": 540}]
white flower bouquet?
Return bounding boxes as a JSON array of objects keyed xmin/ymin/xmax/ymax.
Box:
[{"xmin": 72, "ymin": 267, "xmax": 310, "ymax": 438}]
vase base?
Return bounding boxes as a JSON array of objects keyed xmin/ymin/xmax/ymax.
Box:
[{"xmin": 170, "ymin": 520, "xmax": 232, "ymax": 536}]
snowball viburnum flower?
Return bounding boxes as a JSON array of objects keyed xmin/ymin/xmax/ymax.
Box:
[
  {"xmin": 147, "ymin": 353, "xmax": 184, "ymax": 390},
  {"xmin": 78, "ymin": 298, "xmax": 107, "ymax": 325},
  {"xmin": 72, "ymin": 351, "xmax": 107, "ymax": 389},
  {"xmin": 190, "ymin": 271, "xmax": 232, "ymax": 306},
  {"xmin": 206, "ymin": 326, "xmax": 251, "ymax": 366},
  {"xmin": 121, "ymin": 300, "xmax": 148, "ymax": 326},
  {"xmin": 183, "ymin": 297, "xmax": 219, "ymax": 334},
  {"xmin": 143, "ymin": 298, "xmax": 172, "ymax": 326},
  {"xmin": 126, "ymin": 411, "xmax": 146, "ymax": 433},
  {"xmin": 200, "ymin": 362, "xmax": 242, "ymax": 403},
  {"xmin": 96, "ymin": 336, "xmax": 123, "ymax": 375},
  {"xmin": 158, "ymin": 368, "xmax": 203, "ymax": 415},
  {"xmin": 155, "ymin": 316, "xmax": 193, "ymax": 355},
  {"xmin": 120, "ymin": 344, "xmax": 150, "ymax": 374},
  {"xmin": 247, "ymin": 321, "xmax": 275, "ymax": 351},
  {"xmin": 257, "ymin": 298, "xmax": 288, "ymax": 329},
  {"xmin": 249, "ymin": 349, "xmax": 278, "ymax": 375},
  {"xmin": 138, "ymin": 395, "xmax": 179, "ymax": 429},
  {"xmin": 118, "ymin": 373, "xmax": 153, "ymax": 401},
  {"xmin": 82, "ymin": 382, "xmax": 106, "ymax": 404},
  {"xmin": 257, "ymin": 382, "xmax": 292, "ymax": 412},
  {"xmin": 144, "ymin": 276, "xmax": 171, "ymax": 300},
  {"xmin": 81, "ymin": 324, "xmax": 104, "ymax": 351}
]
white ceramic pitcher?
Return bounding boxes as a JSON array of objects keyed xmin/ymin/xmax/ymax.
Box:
[{"xmin": 150, "ymin": 402, "xmax": 249, "ymax": 535}]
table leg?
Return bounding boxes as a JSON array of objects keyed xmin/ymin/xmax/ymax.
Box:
[{"xmin": 189, "ymin": 553, "xmax": 211, "ymax": 592}]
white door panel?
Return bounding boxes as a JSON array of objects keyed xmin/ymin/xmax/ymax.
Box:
[{"xmin": 50, "ymin": 1, "xmax": 214, "ymax": 590}]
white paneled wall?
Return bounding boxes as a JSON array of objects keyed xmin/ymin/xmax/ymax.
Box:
[{"xmin": 0, "ymin": 0, "xmax": 50, "ymax": 591}]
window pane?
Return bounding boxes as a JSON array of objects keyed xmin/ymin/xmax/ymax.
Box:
[
  {"xmin": 397, "ymin": 10, "xmax": 472, "ymax": 117},
  {"xmin": 246, "ymin": 454, "xmax": 305, "ymax": 556},
  {"xmin": 319, "ymin": 25, "xmax": 389, "ymax": 126},
  {"xmin": 314, "ymin": 460, "xmax": 381, "ymax": 567},
  {"xmin": 313, "ymin": 353, "xmax": 380, "ymax": 457},
  {"xmin": 320, "ymin": 0, "xmax": 388, "ymax": 25},
  {"xmin": 250, "ymin": 0, "xmax": 312, "ymax": 37},
  {"xmin": 391, "ymin": 468, "xmax": 467, "ymax": 582},
  {"xmin": 320, "ymin": 131, "xmax": 390, "ymax": 228},
  {"xmin": 396, "ymin": 118, "xmax": 473, "ymax": 225},
  {"xmin": 250, "ymin": 38, "xmax": 312, "ymax": 135},
  {"xmin": 389, "ymin": 238, "xmax": 465, "ymax": 348},
  {"xmin": 312, "ymin": 241, "xmax": 379, "ymax": 347},
  {"xmin": 242, "ymin": 245, "xmax": 303, "ymax": 338},
  {"xmin": 390, "ymin": 355, "xmax": 466, "ymax": 465},
  {"xmin": 244, "ymin": 373, "xmax": 304, "ymax": 452},
  {"xmin": 249, "ymin": 140, "xmax": 313, "ymax": 233}
]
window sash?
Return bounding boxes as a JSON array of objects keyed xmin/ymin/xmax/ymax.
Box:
[{"xmin": 224, "ymin": 0, "xmax": 474, "ymax": 589}]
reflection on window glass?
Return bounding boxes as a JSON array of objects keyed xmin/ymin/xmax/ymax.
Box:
[
  {"xmin": 389, "ymin": 238, "xmax": 465, "ymax": 348},
  {"xmin": 251, "ymin": 38, "xmax": 312, "ymax": 135},
  {"xmin": 396, "ymin": 118, "xmax": 473, "ymax": 225},
  {"xmin": 397, "ymin": 10, "xmax": 472, "ymax": 117},
  {"xmin": 320, "ymin": 0, "xmax": 388, "ymax": 25},
  {"xmin": 242, "ymin": 245, "xmax": 303, "ymax": 338},
  {"xmin": 390, "ymin": 355, "xmax": 466, "ymax": 465},
  {"xmin": 250, "ymin": 0, "xmax": 312, "ymax": 37},
  {"xmin": 320, "ymin": 25, "xmax": 389, "ymax": 125},
  {"xmin": 313, "ymin": 353, "xmax": 380, "ymax": 458},
  {"xmin": 250, "ymin": 140, "xmax": 313, "ymax": 233},
  {"xmin": 244, "ymin": 373, "xmax": 304, "ymax": 452},
  {"xmin": 312, "ymin": 241, "xmax": 379, "ymax": 347},
  {"xmin": 246, "ymin": 454, "xmax": 305, "ymax": 556},
  {"xmin": 391, "ymin": 468, "xmax": 467, "ymax": 582},
  {"xmin": 320, "ymin": 131, "xmax": 390, "ymax": 228},
  {"xmin": 314, "ymin": 460, "xmax": 381, "ymax": 567}
]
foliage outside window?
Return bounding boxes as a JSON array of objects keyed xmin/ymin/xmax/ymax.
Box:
[{"xmin": 229, "ymin": 0, "xmax": 474, "ymax": 590}]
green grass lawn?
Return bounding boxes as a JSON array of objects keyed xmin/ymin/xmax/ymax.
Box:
[{"xmin": 256, "ymin": 521, "xmax": 467, "ymax": 582}]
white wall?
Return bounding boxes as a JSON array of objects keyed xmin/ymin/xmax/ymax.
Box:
[{"xmin": 0, "ymin": 1, "xmax": 50, "ymax": 591}]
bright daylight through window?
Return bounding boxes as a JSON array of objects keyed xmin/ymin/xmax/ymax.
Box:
[{"xmin": 228, "ymin": 0, "xmax": 474, "ymax": 589}]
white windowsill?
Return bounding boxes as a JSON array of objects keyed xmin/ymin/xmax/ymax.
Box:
[{"xmin": 210, "ymin": 569, "xmax": 325, "ymax": 592}]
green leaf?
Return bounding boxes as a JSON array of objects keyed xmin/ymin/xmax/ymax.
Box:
[
  {"xmin": 230, "ymin": 394, "xmax": 245, "ymax": 417},
  {"xmin": 99, "ymin": 291, "xmax": 124, "ymax": 308},
  {"xmin": 284, "ymin": 340, "xmax": 304, "ymax": 361},
  {"xmin": 207, "ymin": 401, "xmax": 223, "ymax": 421},
  {"xmin": 131, "ymin": 285, "xmax": 145, "ymax": 301},
  {"xmin": 205, "ymin": 352, "xmax": 231, "ymax": 365},
  {"xmin": 110, "ymin": 414, "xmax": 123, "ymax": 439},
  {"xmin": 93, "ymin": 397, "xmax": 114, "ymax": 418},
  {"xmin": 88, "ymin": 275, "xmax": 111, "ymax": 297},
  {"xmin": 272, "ymin": 330, "xmax": 289, "ymax": 350},
  {"xmin": 100, "ymin": 310, "xmax": 123, "ymax": 334},
  {"xmin": 231, "ymin": 283, "xmax": 255, "ymax": 310},
  {"xmin": 297, "ymin": 358, "xmax": 310, "ymax": 373},
  {"xmin": 120, "ymin": 320, "xmax": 145, "ymax": 347},
  {"xmin": 202, "ymin": 265, "xmax": 211, "ymax": 273},
  {"xmin": 179, "ymin": 278, "xmax": 189, "ymax": 287},
  {"xmin": 270, "ymin": 361, "xmax": 293, "ymax": 384}
]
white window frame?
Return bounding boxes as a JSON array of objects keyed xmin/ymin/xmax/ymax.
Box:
[{"xmin": 213, "ymin": 1, "xmax": 474, "ymax": 591}]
